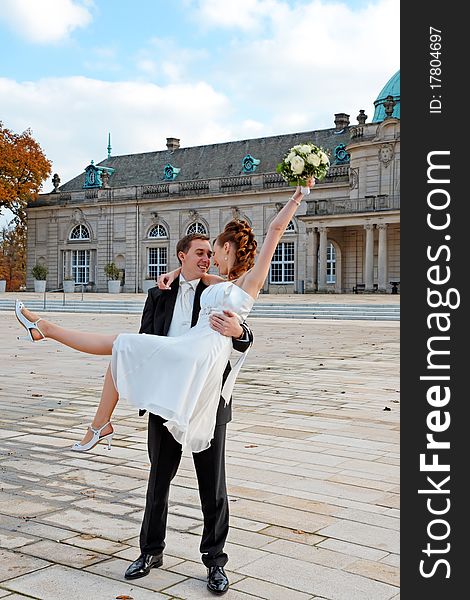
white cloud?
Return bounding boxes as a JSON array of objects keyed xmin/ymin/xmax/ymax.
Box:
[
  {"xmin": 135, "ymin": 37, "xmax": 209, "ymax": 83},
  {"xmin": 195, "ymin": 0, "xmax": 400, "ymax": 130},
  {"xmin": 0, "ymin": 0, "xmax": 400, "ymax": 203},
  {"xmin": 187, "ymin": 0, "xmax": 281, "ymax": 31},
  {"xmin": 0, "ymin": 0, "xmax": 93, "ymax": 44},
  {"xmin": 0, "ymin": 76, "xmax": 233, "ymax": 189}
]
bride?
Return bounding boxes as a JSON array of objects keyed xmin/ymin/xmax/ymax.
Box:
[{"xmin": 15, "ymin": 182, "xmax": 313, "ymax": 453}]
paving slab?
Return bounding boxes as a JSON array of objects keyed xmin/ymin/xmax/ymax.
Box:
[
  {"xmin": 0, "ymin": 549, "xmax": 50, "ymax": 584},
  {"xmin": 1, "ymin": 565, "xmax": 166, "ymax": 599},
  {"xmin": 85, "ymin": 557, "xmax": 187, "ymax": 592},
  {"xmin": 345, "ymin": 558, "xmax": 400, "ymax": 587},
  {"xmin": 232, "ymin": 576, "xmax": 313, "ymax": 600},
  {"xmin": 42, "ymin": 509, "xmax": 139, "ymax": 542},
  {"xmin": 238, "ymin": 553, "xmax": 398, "ymax": 599},
  {"xmin": 18, "ymin": 539, "xmax": 108, "ymax": 568},
  {"xmin": 1, "ymin": 311, "xmax": 400, "ymax": 598},
  {"xmin": 317, "ymin": 520, "xmax": 400, "ymax": 554}
]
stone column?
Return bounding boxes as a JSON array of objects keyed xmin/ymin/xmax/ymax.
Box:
[
  {"xmin": 305, "ymin": 227, "xmax": 318, "ymax": 291},
  {"xmin": 364, "ymin": 223, "xmax": 375, "ymax": 291},
  {"xmin": 318, "ymin": 226, "xmax": 328, "ymax": 292},
  {"xmin": 63, "ymin": 250, "xmax": 71, "ymax": 278},
  {"xmin": 377, "ymin": 223, "xmax": 388, "ymax": 292}
]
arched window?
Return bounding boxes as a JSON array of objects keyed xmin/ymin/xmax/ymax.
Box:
[
  {"xmin": 186, "ymin": 221, "xmax": 208, "ymax": 236},
  {"xmin": 148, "ymin": 224, "xmax": 168, "ymax": 239},
  {"xmin": 285, "ymin": 220, "xmax": 295, "ymax": 233},
  {"xmin": 69, "ymin": 224, "xmax": 90, "ymax": 240}
]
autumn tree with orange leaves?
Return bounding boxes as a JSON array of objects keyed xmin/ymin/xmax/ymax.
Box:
[
  {"xmin": 1, "ymin": 226, "xmax": 27, "ymax": 291},
  {"xmin": 0, "ymin": 122, "xmax": 51, "ymax": 290}
]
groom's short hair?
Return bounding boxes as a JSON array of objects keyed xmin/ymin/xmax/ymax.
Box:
[{"xmin": 176, "ymin": 233, "xmax": 210, "ymax": 264}]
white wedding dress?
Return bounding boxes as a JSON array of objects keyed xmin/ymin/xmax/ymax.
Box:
[{"xmin": 111, "ymin": 281, "xmax": 255, "ymax": 453}]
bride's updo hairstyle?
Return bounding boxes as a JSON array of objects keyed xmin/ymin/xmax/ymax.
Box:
[{"xmin": 216, "ymin": 220, "xmax": 257, "ymax": 280}]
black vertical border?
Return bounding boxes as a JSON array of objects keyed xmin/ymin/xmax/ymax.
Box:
[{"xmin": 401, "ymin": 6, "xmax": 466, "ymax": 599}]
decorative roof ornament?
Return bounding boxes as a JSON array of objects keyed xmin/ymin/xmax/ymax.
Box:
[
  {"xmin": 383, "ymin": 95, "xmax": 397, "ymax": 118},
  {"xmin": 333, "ymin": 144, "xmax": 350, "ymax": 164},
  {"xmin": 242, "ymin": 154, "xmax": 260, "ymax": 173},
  {"xmin": 83, "ymin": 161, "xmax": 115, "ymax": 189},
  {"xmin": 107, "ymin": 133, "xmax": 112, "ymax": 159},
  {"xmin": 101, "ymin": 170, "xmax": 110, "ymax": 188},
  {"xmin": 356, "ymin": 110, "xmax": 367, "ymax": 125},
  {"xmin": 334, "ymin": 113, "xmax": 350, "ymax": 132},
  {"xmin": 52, "ymin": 173, "xmax": 61, "ymax": 193},
  {"xmin": 84, "ymin": 162, "xmax": 101, "ymax": 188},
  {"xmin": 163, "ymin": 163, "xmax": 181, "ymax": 181}
]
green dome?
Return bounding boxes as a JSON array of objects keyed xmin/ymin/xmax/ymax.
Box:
[{"xmin": 372, "ymin": 71, "xmax": 400, "ymax": 122}]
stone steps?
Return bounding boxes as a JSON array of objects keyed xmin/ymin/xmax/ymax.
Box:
[{"xmin": 0, "ymin": 298, "xmax": 400, "ymax": 321}]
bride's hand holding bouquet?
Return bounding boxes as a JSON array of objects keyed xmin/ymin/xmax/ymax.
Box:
[{"xmin": 276, "ymin": 142, "xmax": 330, "ymax": 196}]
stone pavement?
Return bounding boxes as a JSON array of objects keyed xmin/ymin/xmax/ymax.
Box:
[{"xmin": 0, "ymin": 310, "xmax": 400, "ymax": 600}]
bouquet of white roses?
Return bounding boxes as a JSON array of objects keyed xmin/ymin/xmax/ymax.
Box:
[{"xmin": 276, "ymin": 142, "xmax": 330, "ymax": 186}]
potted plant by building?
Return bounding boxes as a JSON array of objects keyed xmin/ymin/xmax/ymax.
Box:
[
  {"xmin": 32, "ymin": 263, "xmax": 48, "ymax": 293},
  {"xmin": 104, "ymin": 262, "xmax": 121, "ymax": 294},
  {"xmin": 63, "ymin": 275, "xmax": 75, "ymax": 293},
  {"xmin": 142, "ymin": 275, "xmax": 156, "ymax": 293}
]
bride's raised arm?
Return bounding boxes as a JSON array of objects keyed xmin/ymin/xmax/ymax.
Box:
[{"xmin": 240, "ymin": 181, "xmax": 313, "ymax": 298}]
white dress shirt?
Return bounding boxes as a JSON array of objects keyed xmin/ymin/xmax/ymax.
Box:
[{"xmin": 167, "ymin": 275, "xmax": 200, "ymax": 338}]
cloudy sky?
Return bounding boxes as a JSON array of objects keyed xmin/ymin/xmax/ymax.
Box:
[{"xmin": 0, "ymin": 0, "xmax": 399, "ymax": 226}]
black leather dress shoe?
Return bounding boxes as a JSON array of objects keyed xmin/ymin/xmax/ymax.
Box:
[
  {"xmin": 124, "ymin": 553, "xmax": 163, "ymax": 579},
  {"xmin": 207, "ymin": 566, "xmax": 229, "ymax": 594}
]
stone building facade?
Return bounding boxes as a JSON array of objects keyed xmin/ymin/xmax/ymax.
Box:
[{"xmin": 26, "ymin": 73, "xmax": 400, "ymax": 294}]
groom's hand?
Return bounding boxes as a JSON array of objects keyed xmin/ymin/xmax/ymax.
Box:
[{"xmin": 210, "ymin": 310, "xmax": 244, "ymax": 339}]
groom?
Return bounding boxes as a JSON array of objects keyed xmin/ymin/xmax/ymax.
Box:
[{"xmin": 124, "ymin": 233, "xmax": 253, "ymax": 595}]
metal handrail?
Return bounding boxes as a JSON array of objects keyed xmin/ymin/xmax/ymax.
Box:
[{"xmin": 42, "ymin": 288, "xmax": 66, "ymax": 310}]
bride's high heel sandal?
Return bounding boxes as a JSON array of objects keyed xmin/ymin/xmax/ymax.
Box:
[
  {"xmin": 15, "ymin": 300, "xmax": 46, "ymax": 342},
  {"xmin": 71, "ymin": 421, "xmax": 114, "ymax": 453}
]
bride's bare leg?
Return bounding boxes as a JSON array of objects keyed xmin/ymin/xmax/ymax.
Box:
[
  {"xmin": 20, "ymin": 306, "xmax": 116, "ymax": 354},
  {"xmin": 79, "ymin": 364, "xmax": 117, "ymax": 445}
]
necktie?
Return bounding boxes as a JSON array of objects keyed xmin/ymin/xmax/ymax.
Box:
[{"xmin": 180, "ymin": 281, "xmax": 193, "ymax": 320}]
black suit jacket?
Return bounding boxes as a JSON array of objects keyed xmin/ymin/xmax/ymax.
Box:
[{"xmin": 138, "ymin": 277, "xmax": 253, "ymax": 425}]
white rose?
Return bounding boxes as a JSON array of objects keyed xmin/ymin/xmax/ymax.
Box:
[
  {"xmin": 306, "ymin": 153, "xmax": 321, "ymax": 167},
  {"xmin": 299, "ymin": 144, "xmax": 311, "ymax": 154},
  {"xmin": 290, "ymin": 155, "xmax": 305, "ymax": 175},
  {"xmin": 285, "ymin": 151, "xmax": 296, "ymax": 163},
  {"xmin": 320, "ymin": 151, "xmax": 329, "ymax": 164}
]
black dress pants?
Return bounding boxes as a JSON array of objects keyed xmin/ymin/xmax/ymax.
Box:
[{"xmin": 139, "ymin": 413, "xmax": 229, "ymax": 567}]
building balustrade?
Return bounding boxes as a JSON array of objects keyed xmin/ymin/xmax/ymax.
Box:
[
  {"xmin": 33, "ymin": 166, "xmax": 367, "ymax": 208},
  {"xmin": 142, "ymin": 183, "xmax": 170, "ymax": 197},
  {"xmin": 263, "ymin": 173, "xmax": 288, "ymax": 188},
  {"xmin": 179, "ymin": 180, "xmax": 210, "ymax": 195},
  {"xmin": 324, "ymin": 165, "xmax": 350, "ymax": 180},
  {"xmin": 307, "ymin": 195, "xmax": 400, "ymax": 216}
]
